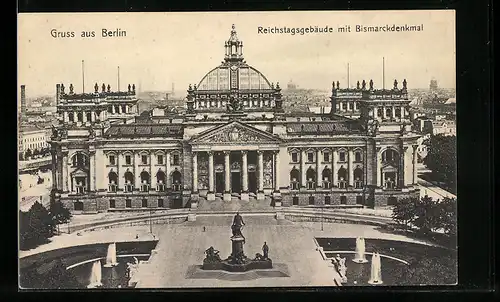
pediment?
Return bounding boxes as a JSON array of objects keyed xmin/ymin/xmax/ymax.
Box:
[
  {"xmin": 191, "ymin": 121, "xmax": 281, "ymax": 145},
  {"xmin": 70, "ymin": 168, "xmax": 88, "ymax": 177}
]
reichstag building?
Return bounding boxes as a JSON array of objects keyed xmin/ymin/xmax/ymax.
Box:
[{"xmin": 50, "ymin": 25, "xmax": 420, "ymax": 213}]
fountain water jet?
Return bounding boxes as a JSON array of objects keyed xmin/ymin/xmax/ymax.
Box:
[
  {"xmin": 103, "ymin": 243, "xmax": 118, "ymax": 267},
  {"xmin": 367, "ymin": 252, "xmax": 383, "ymax": 285},
  {"xmin": 87, "ymin": 260, "xmax": 103, "ymax": 288},
  {"xmin": 352, "ymin": 237, "xmax": 368, "ymax": 263}
]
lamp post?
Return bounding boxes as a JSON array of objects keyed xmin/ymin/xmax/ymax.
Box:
[
  {"xmin": 321, "ymin": 206, "xmax": 324, "ymax": 231},
  {"xmin": 149, "ymin": 209, "xmax": 152, "ymax": 234}
]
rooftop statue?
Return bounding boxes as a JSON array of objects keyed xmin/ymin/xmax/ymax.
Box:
[
  {"xmin": 394, "ymin": 79, "xmax": 398, "ymax": 90},
  {"xmin": 102, "ymin": 83, "xmax": 106, "ymax": 92},
  {"xmin": 107, "ymin": 84, "xmax": 111, "ymax": 93},
  {"xmin": 69, "ymin": 84, "xmax": 74, "ymax": 94},
  {"xmin": 362, "ymin": 80, "xmax": 366, "ymax": 90},
  {"xmin": 336, "ymin": 81, "xmax": 340, "ymax": 89},
  {"xmin": 61, "ymin": 84, "xmax": 65, "ymax": 93},
  {"xmin": 369, "ymin": 79, "xmax": 374, "ymax": 90},
  {"xmin": 128, "ymin": 84, "xmax": 131, "ymax": 92},
  {"xmin": 403, "ymin": 79, "xmax": 407, "ymax": 89},
  {"xmin": 94, "ymin": 83, "xmax": 98, "ymax": 93},
  {"xmin": 356, "ymin": 81, "xmax": 360, "ymax": 89},
  {"xmin": 227, "ymin": 96, "xmax": 242, "ymax": 112}
]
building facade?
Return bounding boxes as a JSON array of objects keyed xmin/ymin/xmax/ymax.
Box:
[{"xmin": 50, "ymin": 25, "xmax": 420, "ymax": 213}]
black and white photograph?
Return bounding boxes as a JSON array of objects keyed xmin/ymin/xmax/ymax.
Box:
[{"xmin": 18, "ymin": 10, "xmax": 457, "ymax": 288}]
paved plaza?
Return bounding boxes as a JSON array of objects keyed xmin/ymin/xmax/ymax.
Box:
[{"xmin": 133, "ymin": 216, "xmax": 431, "ymax": 288}]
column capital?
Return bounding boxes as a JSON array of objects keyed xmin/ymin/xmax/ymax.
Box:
[
  {"xmin": 240, "ymin": 150, "xmax": 248, "ymax": 155},
  {"xmin": 192, "ymin": 151, "xmax": 198, "ymax": 157},
  {"xmin": 257, "ymin": 150, "xmax": 264, "ymax": 155},
  {"xmin": 223, "ymin": 150, "xmax": 231, "ymax": 156},
  {"xmin": 207, "ymin": 151, "xmax": 214, "ymax": 156}
]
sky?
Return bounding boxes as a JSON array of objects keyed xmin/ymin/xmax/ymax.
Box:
[{"xmin": 18, "ymin": 10, "xmax": 455, "ymax": 98}]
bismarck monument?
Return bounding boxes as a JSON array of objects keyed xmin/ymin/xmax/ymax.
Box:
[{"xmin": 202, "ymin": 212, "xmax": 273, "ymax": 272}]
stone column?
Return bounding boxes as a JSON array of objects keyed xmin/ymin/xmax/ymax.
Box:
[
  {"xmin": 134, "ymin": 152, "xmax": 140, "ymax": 190},
  {"xmin": 91, "ymin": 111, "xmax": 95, "ymax": 123},
  {"xmin": 332, "ymin": 148, "xmax": 338, "ymax": 187},
  {"xmin": 392, "ymin": 106, "xmax": 396, "ymax": 119},
  {"xmin": 257, "ymin": 151, "xmax": 265, "ymax": 200},
  {"xmin": 166, "ymin": 151, "xmax": 171, "ymax": 189},
  {"xmin": 274, "ymin": 151, "xmax": 281, "ymax": 193},
  {"xmin": 192, "ymin": 152, "xmax": 198, "ymax": 193},
  {"xmin": 348, "ymin": 148, "xmax": 354, "ymax": 187},
  {"xmin": 117, "ymin": 105, "xmax": 121, "ymax": 114},
  {"xmin": 89, "ymin": 151, "xmax": 96, "ymax": 191},
  {"xmin": 383, "ymin": 106, "xmax": 387, "ymax": 119},
  {"xmin": 373, "ymin": 107, "xmax": 378, "ymax": 119},
  {"xmin": 401, "ymin": 106, "xmax": 405, "ymax": 119},
  {"xmin": 316, "ymin": 149, "xmax": 321, "ymax": 188},
  {"xmin": 377, "ymin": 150, "xmax": 382, "ymax": 187},
  {"xmin": 82, "ymin": 111, "xmax": 87, "ymax": 123},
  {"xmin": 63, "ymin": 111, "xmax": 68, "ymax": 123},
  {"xmin": 301, "ymin": 149, "xmax": 307, "ymax": 188},
  {"xmin": 241, "ymin": 151, "xmax": 249, "ymax": 201},
  {"xmin": 413, "ymin": 145, "xmax": 418, "ymax": 184},
  {"xmin": 111, "ymin": 105, "xmax": 115, "ymax": 114},
  {"xmin": 224, "ymin": 151, "xmax": 231, "ymax": 201},
  {"xmin": 62, "ymin": 152, "xmax": 69, "ymax": 192},
  {"xmin": 207, "ymin": 151, "xmax": 215, "ymax": 201}
]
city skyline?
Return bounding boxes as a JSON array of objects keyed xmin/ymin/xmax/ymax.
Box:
[{"xmin": 18, "ymin": 11, "xmax": 455, "ymax": 97}]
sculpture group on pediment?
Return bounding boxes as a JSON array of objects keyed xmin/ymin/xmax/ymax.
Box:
[{"xmin": 208, "ymin": 127, "xmax": 265, "ymax": 143}]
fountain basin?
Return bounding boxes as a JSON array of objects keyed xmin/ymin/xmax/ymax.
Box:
[{"xmin": 202, "ymin": 258, "xmax": 273, "ymax": 272}]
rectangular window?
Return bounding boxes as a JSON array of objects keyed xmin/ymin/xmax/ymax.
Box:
[
  {"xmin": 340, "ymin": 196, "xmax": 347, "ymax": 205},
  {"xmin": 109, "ymin": 199, "xmax": 116, "ymax": 208},
  {"xmin": 157, "ymin": 155, "xmax": 164, "ymax": 165},
  {"xmin": 323, "ymin": 152, "xmax": 330, "ymax": 162},
  {"xmin": 142, "ymin": 199, "xmax": 148, "ymax": 208},
  {"xmin": 158, "ymin": 199, "xmax": 164, "ymax": 208},
  {"xmin": 109, "ymin": 155, "xmax": 116, "ymax": 165},
  {"xmin": 291, "ymin": 152, "xmax": 298, "ymax": 163},
  {"xmin": 125, "ymin": 199, "xmax": 131, "ymax": 208},
  {"xmin": 339, "ymin": 152, "xmax": 346, "ymax": 162},
  {"xmin": 141, "ymin": 155, "xmax": 148, "ymax": 165},
  {"xmin": 292, "ymin": 196, "xmax": 299, "ymax": 206},
  {"xmin": 307, "ymin": 152, "xmax": 314, "ymax": 163},
  {"xmin": 125, "ymin": 155, "xmax": 131, "ymax": 165},
  {"xmin": 325, "ymin": 195, "xmax": 331, "ymax": 205},
  {"xmin": 173, "ymin": 154, "xmax": 180, "ymax": 165},
  {"xmin": 356, "ymin": 196, "xmax": 363, "ymax": 205},
  {"xmin": 308, "ymin": 196, "xmax": 315, "ymax": 205}
]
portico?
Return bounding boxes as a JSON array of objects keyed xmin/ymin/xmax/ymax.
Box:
[{"xmin": 190, "ymin": 121, "xmax": 282, "ymax": 202}]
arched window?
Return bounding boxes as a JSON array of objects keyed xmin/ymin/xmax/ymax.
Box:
[
  {"xmin": 354, "ymin": 167, "xmax": 363, "ymax": 189},
  {"xmin": 290, "ymin": 168, "xmax": 300, "ymax": 190},
  {"xmin": 322, "ymin": 168, "xmax": 332, "ymax": 189},
  {"xmin": 386, "ymin": 108, "xmax": 392, "ymax": 118},
  {"xmin": 68, "ymin": 112, "xmax": 74, "ymax": 122},
  {"xmin": 355, "ymin": 151, "xmax": 362, "ymax": 162},
  {"xmin": 140, "ymin": 171, "xmax": 150, "ymax": 192},
  {"xmin": 172, "ymin": 170, "xmax": 182, "ymax": 191},
  {"xmin": 382, "ymin": 149, "xmax": 399, "ymax": 163},
  {"xmin": 72, "ymin": 153, "xmax": 88, "ymax": 168},
  {"xmin": 377, "ymin": 108, "xmax": 383, "ymax": 118},
  {"xmin": 86, "ymin": 112, "xmax": 92, "ymax": 122},
  {"xmin": 337, "ymin": 167, "xmax": 347, "ymax": 189},
  {"xmin": 124, "ymin": 171, "xmax": 134, "ymax": 192},
  {"xmin": 156, "ymin": 170, "xmax": 166, "ymax": 192},
  {"xmin": 306, "ymin": 167, "xmax": 316, "ymax": 190},
  {"xmin": 77, "ymin": 112, "xmax": 83, "ymax": 122},
  {"xmin": 108, "ymin": 171, "xmax": 118, "ymax": 192}
]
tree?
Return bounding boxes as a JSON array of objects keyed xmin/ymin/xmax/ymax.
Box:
[
  {"xmin": 439, "ymin": 197, "xmax": 457, "ymax": 236},
  {"xmin": 50, "ymin": 201, "xmax": 72, "ymax": 235},
  {"xmin": 19, "ymin": 201, "xmax": 56, "ymax": 250},
  {"xmin": 391, "ymin": 197, "xmax": 417, "ymax": 230},
  {"xmin": 25, "ymin": 148, "xmax": 32, "ymax": 159},
  {"xmin": 423, "ymin": 134, "xmax": 457, "ymax": 192},
  {"xmin": 413, "ymin": 195, "xmax": 441, "ymax": 234}
]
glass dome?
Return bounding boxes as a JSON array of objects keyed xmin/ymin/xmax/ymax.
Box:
[{"xmin": 197, "ymin": 65, "xmax": 272, "ymax": 91}]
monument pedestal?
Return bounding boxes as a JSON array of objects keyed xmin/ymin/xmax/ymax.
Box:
[
  {"xmin": 230, "ymin": 236, "xmax": 245, "ymax": 259},
  {"xmin": 223, "ymin": 192, "xmax": 232, "ymax": 202}
]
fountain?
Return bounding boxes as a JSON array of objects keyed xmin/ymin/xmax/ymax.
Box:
[
  {"xmin": 103, "ymin": 243, "xmax": 118, "ymax": 267},
  {"xmin": 87, "ymin": 260, "xmax": 103, "ymax": 288},
  {"xmin": 367, "ymin": 252, "xmax": 383, "ymax": 285},
  {"xmin": 352, "ymin": 237, "xmax": 369, "ymax": 263}
]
